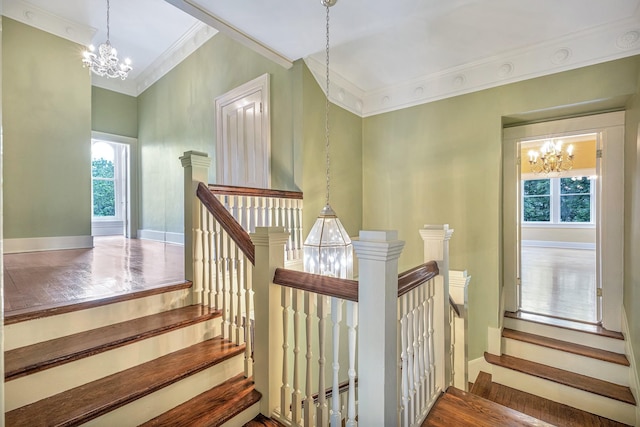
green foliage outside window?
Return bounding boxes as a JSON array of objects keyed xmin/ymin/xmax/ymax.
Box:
[
  {"xmin": 560, "ymin": 177, "xmax": 590, "ymax": 222},
  {"xmin": 92, "ymin": 158, "xmax": 115, "ymax": 217},
  {"xmin": 523, "ymin": 179, "xmax": 550, "ymax": 222}
]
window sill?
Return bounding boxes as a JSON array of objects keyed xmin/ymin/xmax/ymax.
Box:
[{"xmin": 521, "ymin": 222, "xmax": 595, "ymax": 229}]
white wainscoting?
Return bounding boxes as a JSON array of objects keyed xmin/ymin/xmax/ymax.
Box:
[
  {"xmin": 138, "ymin": 230, "xmax": 184, "ymax": 245},
  {"xmin": 4, "ymin": 236, "xmax": 94, "ymax": 253}
]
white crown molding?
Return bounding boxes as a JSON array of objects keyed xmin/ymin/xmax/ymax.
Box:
[
  {"xmin": 306, "ymin": 14, "xmax": 640, "ymax": 118},
  {"xmin": 135, "ymin": 21, "xmax": 217, "ymax": 96},
  {"xmin": 3, "ymin": 0, "xmax": 95, "ymax": 45},
  {"xmin": 304, "ymin": 56, "xmax": 365, "ymax": 116}
]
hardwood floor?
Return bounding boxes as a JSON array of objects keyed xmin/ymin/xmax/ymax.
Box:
[
  {"xmin": 520, "ymin": 246, "xmax": 596, "ymax": 323},
  {"xmin": 3, "ymin": 236, "xmax": 184, "ymax": 316}
]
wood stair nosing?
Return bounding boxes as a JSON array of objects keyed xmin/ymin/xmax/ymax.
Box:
[
  {"xmin": 470, "ymin": 371, "xmax": 493, "ymax": 399},
  {"xmin": 424, "ymin": 387, "xmax": 553, "ymax": 426},
  {"xmin": 5, "ymin": 336, "xmax": 245, "ymax": 427},
  {"xmin": 484, "ymin": 352, "xmax": 636, "ymax": 405},
  {"xmin": 502, "ymin": 328, "xmax": 630, "ymax": 366},
  {"xmin": 244, "ymin": 414, "xmax": 288, "ymax": 427},
  {"xmin": 504, "ymin": 311, "xmax": 624, "ymax": 340},
  {"xmin": 5, "ymin": 305, "xmax": 221, "ymax": 381},
  {"xmin": 140, "ymin": 373, "xmax": 261, "ymax": 426},
  {"xmin": 4, "ymin": 281, "xmax": 193, "ymax": 325}
]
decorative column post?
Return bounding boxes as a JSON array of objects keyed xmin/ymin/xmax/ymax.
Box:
[
  {"xmin": 180, "ymin": 151, "xmax": 211, "ymax": 301},
  {"xmin": 419, "ymin": 224, "xmax": 454, "ymax": 390},
  {"xmin": 251, "ymin": 227, "xmax": 290, "ymax": 417},
  {"xmin": 449, "ymin": 270, "xmax": 471, "ymax": 390},
  {"xmin": 353, "ymin": 230, "xmax": 405, "ymax": 427}
]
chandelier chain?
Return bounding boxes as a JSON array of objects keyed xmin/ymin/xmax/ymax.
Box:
[
  {"xmin": 325, "ymin": 3, "xmax": 331, "ymax": 206},
  {"xmin": 106, "ymin": 0, "xmax": 110, "ymax": 41}
]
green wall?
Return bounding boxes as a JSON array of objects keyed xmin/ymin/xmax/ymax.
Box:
[
  {"xmin": 137, "ymin": 33, "xmax": 362, "ymax": 239},
  {"xmin": 301, "ymin": 65, "xmax": 363, "ymax": 238},
  {"xmin": 92, "ymin": 87, "xmax": 138, "ymax": 137},
  {"xmin": 362, "ymin": 56, "xmax": 640, "ymax": 360},
  {"xmin": 2, "ymin": 18, "xmax": 91, "ymax": 239},
  {"xmin": 624, "ymin": 70, "xmax": 640, "ymax": 388}
]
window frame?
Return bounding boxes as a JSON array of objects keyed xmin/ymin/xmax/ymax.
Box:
[
  {"xmin": 521, "ymin": 176, "xmax": 596, "ymax": 227},
  {"xmin": 91, "ymin": 140, "xmax": 124, "ymax": 222}
]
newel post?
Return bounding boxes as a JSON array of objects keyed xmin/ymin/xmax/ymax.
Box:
[
  {"xmin": 353, "ymin": 230, "xmax": 405, "ymax": 426},
  {"xmin": 419, "ymin": 224, "xmax": 454, "ymax": 390},
  {"xmin": 179, "ymin": 151, "xmax": 211, "ymax": 289},
  {"xmin": 251, "ymin": 227, "xmax": 290, "ymax": 417}
]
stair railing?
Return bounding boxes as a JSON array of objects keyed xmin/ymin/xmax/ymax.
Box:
[{"xmin": 253, "ymin": 226, "xmax": 453, "ymax": 427}]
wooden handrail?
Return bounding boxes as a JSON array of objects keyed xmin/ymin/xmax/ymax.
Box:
[
  {"xmin": 273, "ymin": 268, "xmax": 359, "ymax": 302},
  {"xmin": 208, "ymin": 183, "xmax": 303, "ymax": 200},
  {"xmin": 449, "ymin": 296, "xmax": 462, "ymax": 317},
  {"xmin": 397, "ymin": 261, "xmax": 439, "ymax": 298},
  {"xmin": 196, "ymin": 182, "xmax": 256, "ymax": 265}
]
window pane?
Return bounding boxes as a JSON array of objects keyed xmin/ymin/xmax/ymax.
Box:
[
  {"xmin": 524, "ymin": 196, "xmax": 550, "ymax": 221},
  {"xmin": 93, "ymin": 179, "xmax": 115, "ymax": 216},
  {"xmin": 560, "ymin": 177, "xmax": 590, "ymax": 194},
  {"xmin": 92, "ymin": 158, "xmax": 114, "ymax": 179},
  {"xmin": 523, "ymin": 179, "xmax": 550, "ymax": 196},
  {"xmin": 561, "ymin": 194, "xmax": 590, "ymax": 222}
]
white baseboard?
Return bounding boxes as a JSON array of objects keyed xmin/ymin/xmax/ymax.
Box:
[
  {"xmin": 521, "ymin": 240, "xmax": 595, "ymax": 250},
  {"xmin": 468, "ymin": 356, "xmax": 493, "ymax": 385},
  {"xmin": 138, "ymin": 229, "xmax": 184, "ymax": 245},
  {"xmin": 92, "ymin": 221, "xmax": 124, "ymax": 236},
  {"xmin": 4, "ymin": 235, "xmax": 94, "ymax": 254},
  {"xmin": 622, "ymin": 308, "xmax": 640, "ymax": 427}
]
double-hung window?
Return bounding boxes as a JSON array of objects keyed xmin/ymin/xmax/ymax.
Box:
[{"xmin": 522, "ymin": 176, "xmax": 594, "ymax": 224}]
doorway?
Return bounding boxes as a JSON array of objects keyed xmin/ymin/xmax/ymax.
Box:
[
  {"xmin": 519, "ymin": 135, "xmax": 598, "ymax": 323},
  {"xmin": 502, "ymin": 111, "xmax": 624, "ymax": 332},
  {"xmin": 91, "ymin": 139, "xmax": 129, "ymax": 237}
]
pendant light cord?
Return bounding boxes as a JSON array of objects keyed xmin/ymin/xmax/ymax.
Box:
[
  {"xmin": 325, "ymin": 3, "xmax": 331, "ymax": 206},
  {"xmin": 106, "ymin": 0, "xmax": 111, "ymax": 42}
]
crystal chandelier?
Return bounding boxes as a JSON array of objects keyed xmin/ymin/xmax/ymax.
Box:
[
  {"xmin": 303, "ymin": 0, "xmax": 353, "ymax": 279},
  {"xmin": 82, "ymin": 0, "xmax": 132, "ymax": 80},
  {"xmin": 527, "ymin": 140, "xmax": 574, "ymax": 174}
]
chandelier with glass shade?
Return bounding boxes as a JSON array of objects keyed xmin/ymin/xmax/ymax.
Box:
[
  {"xmin": 303, "ymin": 0, "xmax": 353, "ymax": 280},
  {"xmin": 82, "ymin": 0, "xmax": 132, "ymax": 80},
  {"xmin": 527, "ymin": 140, "xmax": 574, "ymax": 175}
]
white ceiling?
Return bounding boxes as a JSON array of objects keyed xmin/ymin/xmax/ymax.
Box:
[{"xmin": 5, "ymin": 0, "xmax": 640, "ymax": 116}]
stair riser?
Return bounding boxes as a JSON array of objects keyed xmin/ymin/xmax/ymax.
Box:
[
  {"xmin": 503, "ymin": 317, "xmax": 625, "ymax": 353},
  {"xmin": 5, "ymin": 318, "xmax": 221, "ymax": 411},
  {"xmin": 222, "ymin": 402, "xmax": 261, "ymax": 427},
  {"xmin": 81, "ymin": 355, "xmax": 244, "ymax": 426},
  {"xmin": 5, "ymin": 288, "xmax": 191, "ymax": 350},
  {"xmin": 490, "ymin": 364, "xmax": 636, "ymax": 425},
  {"xmin": 502, "ymin": 338, "xmax": 629, "ymax": 385}
]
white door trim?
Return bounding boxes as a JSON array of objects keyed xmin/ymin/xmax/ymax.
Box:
[
  {"xmin": 502, "ymin": 111, "xmax": 625, "ymax": 331},
  {"xmin": 91, "ymin": 131, "xmax": 139, "ymax": 239},
  {"xmin": 215, "ymin": 73, "xmax": 271, "ymax": 188}
]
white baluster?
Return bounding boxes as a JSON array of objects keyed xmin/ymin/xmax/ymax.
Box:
[
  {"xmin": 417, "ymin": 284, "xmax": 427, "ymax": 412},
  {"xmin": 346, "ymin": 301, "xmax": 357, "ymax": 427},
  {"xmin": 304, "ymin": 292, "xmax": 316, "ymax": 427},
  {"xmin": 400, "ymin": 293, "xmax": 409, "ymax": 427},
  {"xmin": 406, "ymin": 290, "xmax": 415, "ymax": 424},
  {"xmin": 229, "ymin": 240, "xmax": 237, "ymax": 342},
  {"xmin": 244, "ymin": 254, "xmax": 254, "ymax": 378},
  {"xmin": 281, "ymin": 287, "xmax": 292, "ymax": 419},
  {"xmin": 193, "ymin": 206, "xmax": 204, "ymax": 306},
  {"xmin": 317, "ymin": 295, "xmax": 329, "ymax": 426},
  {"xmin": 286, "ymin": 199, "xmax": 293, "ymax": 260},
  {"xmin": 428, "ymin": 279, "xmax": 436, "ymax": 399},
  {"xmin": 330, "ymin": 297, "xmax": 343, "ymax": 427},
  {"xmin": 235, "ymin": 246, "xmax": 243, "ymax": 345},
  {"xmin": 201, "ymin": 204, "xmax": 211, "ymax": 307},
  {"xmin": 412, "ymin": 289, "xmax": 421, "ymax": 421},
  {"xmin": 221, "ymin": 229, "xmax": 230, "ymax": 340},
  {"xmin": 292, "ymin": 289, "xmax": 303, "ymax": 426},
  {"xmin": 207, "ymin": 212, "xmax": 216, "ymax": 309},
  {"xmin": 214, "ymin": 220, "xmax": 223, "ymax": 310}
]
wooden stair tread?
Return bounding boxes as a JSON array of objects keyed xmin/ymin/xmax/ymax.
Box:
[
  {"xmin": 470, "ymin": 371, "xmax": 493, "ymax": 399},
  {"xmin": 484, "ymin": 352, "xmax": 636, "ymax": 405},
  {"xmin": 4, "ymin": 281, "xmax": 193, "ymax": 325},
  {"xmin": 504, "ymin": 311, "xmax": 624, "ymax": 340},
  {"xmin": 244, "ymin": 414, "xmax": 287, "ymax": 426},
  {"xmin": 423, "ymin": 387, "xmax": 553, "ymax": 426},
  {"xmin": 5, "ymin": 305, "xmax": 220, "ymax": 381},
  {"xmin": 5, "ymin": 337, "xmax": 245, "ymax": 426},
  {"xmin": 502, "ymin": 328, "xmax": 629, "ymax": 366},
  {"xmin": 141, "ymin": 373, "xmax": 260, "ymax": 427}
]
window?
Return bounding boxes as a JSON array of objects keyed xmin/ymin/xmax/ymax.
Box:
[
  {"xmin": 522, "ymin": 176, "xmax": 594, "ymax": 224},
  {"xmin": 92, "ymin": 141, "xmax": 122, "ymax": 219}
]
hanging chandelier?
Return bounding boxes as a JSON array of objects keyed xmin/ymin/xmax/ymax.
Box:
[
  {"xmin": 82, "ymin": 0, "xmax": 132, "ymax": 80},
  {"xmin": 527, "ymin": 140, "xmax": 574, "ymax": 174},
  {"xmin": 303, "ymin": 0, "xmax": 353, "ymax": 280}
]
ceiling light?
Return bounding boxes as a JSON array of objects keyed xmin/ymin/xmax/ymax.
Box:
[
  {"xmin": 528, "ymin": 140, "xmax": 574, "ymax": 174},
  {"xmin": 82, "ymin": 0, "xmax": 132, "ymax": 80}
]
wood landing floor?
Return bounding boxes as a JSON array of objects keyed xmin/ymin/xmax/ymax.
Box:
[{"xmin": 3, "ymin": 236, "xmax": 184, "ymax": 317}]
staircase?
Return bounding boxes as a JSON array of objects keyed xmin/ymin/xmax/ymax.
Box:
[
  {"xmin": 4, "ymin": 283, "xmax": 263, "ymax": 426},
  {"xmin": 482, "ymin": 311, "xmax": 637, "ymax": 425}
]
